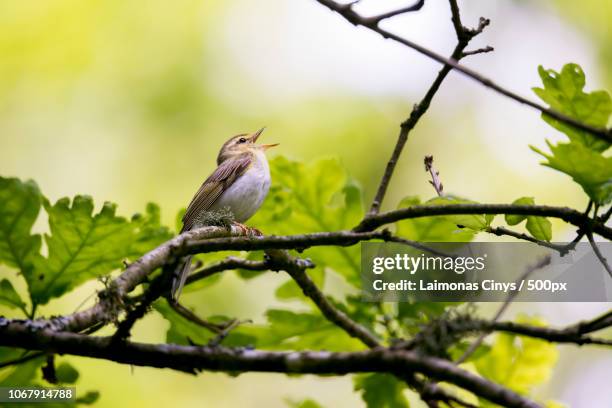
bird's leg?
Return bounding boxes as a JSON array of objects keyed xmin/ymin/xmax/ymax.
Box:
[{"xmin": 231, "ymin": 222, "xmax": 263, "ymax": 237}]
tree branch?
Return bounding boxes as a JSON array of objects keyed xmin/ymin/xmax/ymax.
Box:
[
  {"xmin": 0, "ymin": 351, "xmax": 45, "ymax": 369},
  {"xmin": 45, "ymin": 225, "xmax": 250, "ymax": 333},
  {"xmin": 424, "ymin": 155, "xmax": 444, "ymax": 196},
  {"xmin": 450, "ymin": 318, "xmax": 612, "ymax": 347},
  {"xmin": 421, "ymin": 156, "xmax": 573, "ymax": 252},
  {"xmin": 168, "ymin": 301, "xmax": 229, "ymax": 334},
  {"xmin": 268, "ymin": 248, "xmax": 484, "ymax": 407},
  {"xmin": 10, "ymin": 201, "xmax": 609, "ymax": 346},
  {"xmin": 367, "ymin": 5, "xmax": 487, "ymax": 215},
  {"xmin": 186, "ymin": 257, "xmax": 271, "ymax": 285},
  {"xmin": 456, "ymin": 255, "xmax": 552, "ymax": 364},
  {"xmin": 586, "ymin": 231, "xmax": 612, "ymax": 279},
  {"xmin": 486, "ymin": 226, "xmax": 569, "ymax": 254},
  {"xmin": 313, "ymin": 0, "xmax": 612, "ymax": 144},
  {"xmin": 11, "ymin": 201, "xmax": 607, "ymax": 341},
  {"xmin": 361, "ymin": 0, "xmax": 424, "ymax": 25},
  {"xmin": 265, "ymin": 249, "xmax": 381, "ymax": 348},
  {"xmin": 0, "ymin": 321, "xmax": 542, "ymax": 408},
  {"xmin": 461, "ymin": 46, "xmax": 494, "ymax": 58},
  {"xmin": 355, "ymin": 203, "xmax": 611, "ymax": 240}
]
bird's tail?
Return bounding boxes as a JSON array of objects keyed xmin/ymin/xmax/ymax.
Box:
[{"xmin": 171, "ymin": 255, "xmax": 192, "ymax": 302}]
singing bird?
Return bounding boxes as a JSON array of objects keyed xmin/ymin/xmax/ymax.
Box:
[{"xmin": 171, "ymin": 128, "xmax": 278, "ymax": 300}]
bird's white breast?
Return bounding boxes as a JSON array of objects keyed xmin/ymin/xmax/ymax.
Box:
[{"xmin": 211, "ymin": 150, "xmax": 271, "ymax": 223}]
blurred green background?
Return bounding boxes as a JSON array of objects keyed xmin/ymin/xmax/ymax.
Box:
[{"xmin": 0, "ymin": 0, "xmax": 610, "ymax": 406}]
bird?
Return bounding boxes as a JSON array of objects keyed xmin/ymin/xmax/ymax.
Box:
[{"xmin": 171, "ymin": 127, "xmax": 278, "ymax": 301}]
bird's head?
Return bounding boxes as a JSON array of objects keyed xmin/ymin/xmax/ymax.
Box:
[{"xmin": 217, "ymin": 128, "xmax": 278, "ymax": 164}]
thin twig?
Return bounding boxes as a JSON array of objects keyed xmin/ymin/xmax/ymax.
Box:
[
  {"xmin": 573, "ymin": 310, "xmax": 612, "ymax": 334},
  {"xmin": 424, "ymin": 155, "xmax": 444, "ymax": 196},
  {"xmin": 456, "ymin": 255, "xmax": 552, "ymax": 364},
  {"xmin": 207, "ymin": 319, "xmax": 251, "ymax": 347},
  {"xmin": 598, "ymin": 206, "xmax": 612, "ymax": 223},
  {"xmin": 415, "ymin": 377, "xmax": 479, "ymax": 408},
  {"xmin": 586, "ymin": 231, "xmax": 612, "ymax": 279},
  {"xmin": 313, "ymin": 0, "xmax": 612, "ymax": 144},
  {"xmin": 461, "ymin": 46, "xmax": 494, "ymax": 57},
  {"xmin": 483, "ymin": 321, "xmax": 612, "ymax": 347},
  {"xmin": 0, "ymin": 351, "xmax": 45, "ymax": 369},
  {"xmin": 486, "ymin": 226, "xmax": 568, "ymax": 254},
  {"xmin": 361, "ymin": 0, "xmax": 424, "ymax": 24},
  {"xmin": 168, "ymin": 301, "xmax": 228, "ymax": 334},
  {"xmin": 367, "ymin": 11, "xmax": 487, "ymax": 215},
  {"xmin": 112, "ymin": 261, "xmax": 181, "ymax": 343},
  {"xmin": 186, "ymin": 257, "xmax": 270, "ymax": 285}
]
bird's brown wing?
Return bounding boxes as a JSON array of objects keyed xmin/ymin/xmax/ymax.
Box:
[{"xmin": 181, "ymin": 154, "xmax": 252, "ymax": 232}]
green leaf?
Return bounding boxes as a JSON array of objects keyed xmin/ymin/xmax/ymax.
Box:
[
  {"xmin": 0, "ymin": 351, "xmax": 93, "ymax": 407},
  {"xmin": 397, "ymin": 301, "xmax": 456, "ymax": 324},
  {"xmin": 0, "ymin": 279, "xmax": 26, "ymax": 312},
  {"xmin": 235, "ymin": 251, "xmax": 265, "ymax": 280},
  {"xmin": 0, "ymin": 177, "xmax": 42, "ymax": 278},
  {"xmin": 0, "ymin": 346, "xmax": 23, "ymax": 363},
  {"xmin": 504, "ymin": 197, "xmax": 552, "ymax": 241},
  {"xmin": 396, "ymin": 195, "xmax": 493, "ymax": 242},
  {"xmin": 533, "ymin": 63, "xmax": 611, "ymax": 152},
  {"xmin": 154, "ymin": 301, "xmax": 257, "ymax": 347},
  {"xmin": 526, "ymin": 215, "xmax": 552, "ymax": 241},
  {"xmin": 75, "ymin": 391, "xmax": 100, "ymax": 405},
  {"xmin": 544, "ymin": 401, "xmax": 567, "ymax": 408},
  {"xmin": 354, "ymin": 374, "xmax": 409, "ymax": 408},
  {"xmin": 257, "ymin": 309, "xmax": 365, "ymax": 351},
  {"xmin": 396, "ymin": 196, "xmax": 475, "ymax": 242},
  {"xmin": 427, "ymin": 196, "xmax": 492, "ymax": 231},
  {"xmin": 475, "ymin": 315, "xmax": 558, "ymax": 399},
  {"xmin": 274, "ymin": 268, "xmax": 324, "ymax": 300},
  {"xmin": 0, "ymin": 355, "xmax": 45, "ymax": 387},
  {"xmin": 531, "ymin": 141, "xmax": 612, "ymax": 205},
  {"xmin": 126, "ymin": 203, "xmax": 175, "ymax": 258},
  {"xmin": 286, "ymin": 399, "xmax": 324, "ymax": 408},
  {"xmin": 505, "ymin": 197, "xmax": 535, "ymax": 225},
  {"xmin": 250, "ymin": 157, "xmax": 365, "ymax": 288},
  {"xmin": 56, "ymin": 362, "xmax": 79, "ymax": 384},
  {"xmin": 26, "ymin": 197, "xmax": 172, "ymax": 305}
]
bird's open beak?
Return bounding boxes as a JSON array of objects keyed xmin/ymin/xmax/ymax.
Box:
[
  {"xmin": 260, "ymin": 143, "xmax": 279, "ymax": 150},
  {"xmin": 250, "ymin": 127, "xmax": 266, "ymax": 143},
  {"xmin": 250, "ymin": 127, "xmax": 279, "ymax": 150}
]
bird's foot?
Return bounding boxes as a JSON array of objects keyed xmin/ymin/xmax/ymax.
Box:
[{"xmin": 232, "ymin": 222, "xmax": 263, "ymax": 237}]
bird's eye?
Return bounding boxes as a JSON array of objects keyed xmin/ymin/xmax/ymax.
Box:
[{"xmin": 237, "ymin": 137, "xmax": 247, "ymax": 144}]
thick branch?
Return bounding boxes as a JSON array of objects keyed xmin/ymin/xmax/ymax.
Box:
[
  {"xmin": 0, "ymin": 321, "xmax": 541, "ymax": 408},
  {"xmin": 268, "ymin": 249, "xmax": 483, "ymax": 407},
  {"xmin": 355, "ymin": 203, "xmax": 612, "ymax": 240},
  {"xmin": 14, "ymin": 202, "xmax": 610, "ymax": 341},
  {"xmin": 266, "ymin": 249, "xmax": 381, "ymax": 348},
  {"xmin": 44, "ymin": 225, "xmax": 248, "ymax": 333}
]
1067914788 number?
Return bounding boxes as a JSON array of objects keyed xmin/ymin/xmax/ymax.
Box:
[{"xmin": 1, "ymin": 387, "xmax": 75, "ymax": 402}]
